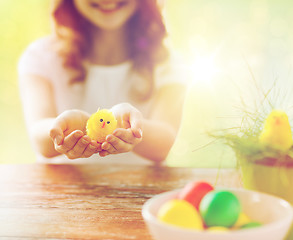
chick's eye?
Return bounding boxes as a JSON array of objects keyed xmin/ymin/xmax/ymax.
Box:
[
  {"xmin": 100, "ymin": 119, "xmax": 103, "ymax": 122},
  {"xmin": 107, "ymin": 121, "xmax": 110, "ymax": 124}
]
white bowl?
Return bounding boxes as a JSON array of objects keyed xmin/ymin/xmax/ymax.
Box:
[{"xmin": 142, "ymin": 188, "xmax": 293, "ymax": 240}]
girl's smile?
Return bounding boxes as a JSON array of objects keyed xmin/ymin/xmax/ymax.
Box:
[
  {"xmin": 90, "ymin": 1, "xmax": 129, "ymax": 14},
  {"xmin": 74, "ymin": 0, "xmax": 138, "ymax": 30}
]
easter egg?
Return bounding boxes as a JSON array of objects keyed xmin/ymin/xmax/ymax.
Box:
[
  {"xmin": 157, "ymin": 199, "xmax": 203, "ymax": 230},
  {"xmin": 199, "ymin": 190, "xmax": 241, "ymax": 227},
  {"xmin": 178, "ymin": 181, "xmax": 214, "ymax": 210},
  {"xmin": 241, "ymin": 222, "xmax": 262, "ymax": 229},
  {"xmin": 207, "ymin": 226, "xmax": 229, "ymax": 232},
  {"xmin": 233, "ymin": 212, "xmax": 251, "ymax": 228}
]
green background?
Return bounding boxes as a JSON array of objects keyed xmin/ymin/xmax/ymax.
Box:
[
  {"xmin": 0, "ymin": 0, "xmax": 50, "ymax": 163},
  {"xmin": 1, "ymin": 0, "xmax": 293, "ymax": 165}
]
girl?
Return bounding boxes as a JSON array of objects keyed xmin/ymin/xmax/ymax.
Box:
[{"xmin": 18, "ymin": 0, "xmax": 186, "ymax": 164}]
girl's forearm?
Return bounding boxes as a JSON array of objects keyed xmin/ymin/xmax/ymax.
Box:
[
  {"xmin": 133, "ymin": 119, "xmax": 177, "ymax": 163},
  {"xmin": 29, "ymin": 118, "xmax": 60, "ymax": 158}
]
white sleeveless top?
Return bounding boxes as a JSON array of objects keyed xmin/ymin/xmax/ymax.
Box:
[{"xmin": 18, "ymin": 36, "xmax": 186, "ymax": 165}]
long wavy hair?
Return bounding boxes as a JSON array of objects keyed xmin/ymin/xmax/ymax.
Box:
[{"xmin": 51, "ymin": 0, "xmax": 168, "ymax": 101}]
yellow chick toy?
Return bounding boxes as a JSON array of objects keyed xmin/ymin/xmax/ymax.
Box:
[
  {"xmin": 86, "ymin": 109, "xmax": 118, "ymax": 143},
  {"xmin": 259, "ymin": 110, "xmax": 293, "ymax": 152}
]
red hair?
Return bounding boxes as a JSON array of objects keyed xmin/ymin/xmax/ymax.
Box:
[{"xmin": 51, "ymin": 0, "xmax": 168, "ymax": 100}]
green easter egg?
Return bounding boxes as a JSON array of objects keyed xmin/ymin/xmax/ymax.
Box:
[
  {"xmin": 241, "ymin": 222, "xmax": 262, "ymax": 229},
  {"xmin": 199, "ymin": 190, "xmax": 241, "ymax": 227}
]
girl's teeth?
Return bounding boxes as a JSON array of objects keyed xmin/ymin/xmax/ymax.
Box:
[{"xmin": 100, "ymin": 3, "xmax": 119, "ymax": 10}]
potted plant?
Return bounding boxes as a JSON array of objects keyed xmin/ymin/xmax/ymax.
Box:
[{"xmin": 220, "ymin": 109, "xmax": 293, "ymax": 239}]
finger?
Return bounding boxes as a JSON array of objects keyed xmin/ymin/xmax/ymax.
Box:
[
  {"xmin": 95, "ymin": 142, "xmax": 103, "ymax": 153},
  {"xmin": 55, "ymin": 130, "xmax": 83, "ymax": 154},
  {"xmin": 105, "ymin": 134, "xmax": 132, "ymax": 153},
  {"xmin": 129, "ymin": 110, "xmax": 143, "ymax": 138},
  {"xmin": 121, "ymin": 119, "xmax": 131, "ymax": 129},
  {"xmin": 66, "ymin": 135, "xmax": 91, "ymax": 159},
  {"xmin": 50, "ymin": 118, "xmax": 67, "ymax": 145},
  {"xmin": 99, "ymin": 150, "xmax": 109, "ymax": 157},
  {"xmin": 113, "ymin": 128, "xmax": 139, "ymax": 144},
  {"xmin": 83, "ymin": 141, "xmax": 100, "ymax": 158},
  {"xmin": 101, "ymin": 141, "xmax": 117, "ymax": 154}
]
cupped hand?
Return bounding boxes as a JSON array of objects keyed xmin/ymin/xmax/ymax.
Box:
[
  {"xmin": 50, "ymin": 109, "xmax": 101, "ymax": 159},
  {"xmin": 99, "ymin": 103, "xmax": 143, "ymax": 157}
]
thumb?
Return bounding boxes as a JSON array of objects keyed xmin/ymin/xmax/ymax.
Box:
[
  {"xmin": 133, "ymin": 127, "xmax": 143, "ymax": 139},
  {"xmin": 50, "ymin": 119, "xmax": 66, "ymax": 145},
  {"xmin": 129, "ymin": 112, "xmax": 143, "ymax": 139}
]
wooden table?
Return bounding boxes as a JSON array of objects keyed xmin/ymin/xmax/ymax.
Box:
[{"xmin": 0, "ymin": 164, "xmax": 241, "ymax": 239}]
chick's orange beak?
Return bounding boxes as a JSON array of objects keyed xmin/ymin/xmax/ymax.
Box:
[
  {"xmin": 102, "ymin": 121, "xmax": 106, "ymax": 128},
  {"xmin": 275, "ymin": 118, "xmax": 281, "ymax": 125}
]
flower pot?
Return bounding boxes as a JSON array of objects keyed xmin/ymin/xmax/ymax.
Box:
[{"xmin": 240, "ymin": 157, "xmax": 293, "ymax": 240}]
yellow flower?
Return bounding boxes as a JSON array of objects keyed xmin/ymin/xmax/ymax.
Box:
[
  {"xmin": 259, "ymin": 110, "xmax": 293, "ymax": 152},
  {"xmin": 86, "ymin": 109, "xmax": 117, "ymax": 143}
]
